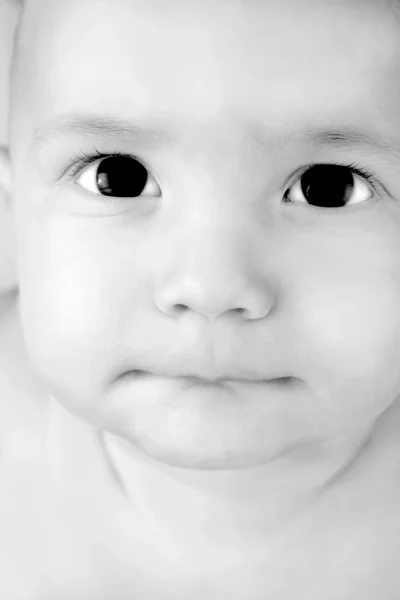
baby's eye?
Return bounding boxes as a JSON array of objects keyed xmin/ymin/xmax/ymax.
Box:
[
  {"xmin": 75, "ymin": 155, "xmax": 161, "ymax": 198},
  {"xmin": 284, "ymin": 164, "xmax": 374, "ymax": 209}
]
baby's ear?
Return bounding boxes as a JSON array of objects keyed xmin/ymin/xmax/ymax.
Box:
[{"xmin": 0, "ymin": 145, "xmax": 17, "ymax": 293}]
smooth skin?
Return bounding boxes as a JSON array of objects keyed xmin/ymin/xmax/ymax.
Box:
[
  {"xmin": 2, "ymin": 0, "xmax": 400, "ymax": 597},
  {"xmin": 0, "ymin": 0, "xmax": 19, "ymax": 291}
]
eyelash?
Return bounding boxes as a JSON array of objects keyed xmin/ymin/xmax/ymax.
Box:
[
  {"xmin": 295, "ymin": 161, "xmax": 377, "ymax": 189},
  {"xmin": 66, "ymin": 148, "xmax": 139, "ymax": 179},
  {"xmin": 65, "ymin": 150, "xmax": 379, "ymax": 192}
]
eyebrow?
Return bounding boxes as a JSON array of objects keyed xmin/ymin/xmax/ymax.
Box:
[
  {"xmin": 31, "ymin": 113, "xmax": 400, "ymax": 160},
  {"xmin": 31, "ymin": 113, "xmax": 172, "ymax": 150},
  {"xmin": 301, "ymin": 127, "xmax": 400, "ymax": 158}
]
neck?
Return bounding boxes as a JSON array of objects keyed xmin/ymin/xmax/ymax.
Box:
[
  {"xmin": 46, "ymin": 396, "xmax": 400, "ymax": 575},
  {"xmin": 102, "ymin": 424, "xmax": 372, "ymax": 558}
]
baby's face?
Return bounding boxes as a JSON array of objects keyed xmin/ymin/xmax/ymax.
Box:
[{"xmin": 9, "ymin": 0, "xmax": 400, "ymax": 470}]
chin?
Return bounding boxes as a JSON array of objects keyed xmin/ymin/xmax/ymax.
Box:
[{"xmin": 101, "ymin": 417, "xmax": 294, "ymax": 472}]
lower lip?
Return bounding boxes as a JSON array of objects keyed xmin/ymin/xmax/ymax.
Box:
[
  {"xmin": 114, "ymin": 372, "xmax": 303, "ymax": 470},
  {"xmin": 180, "ymin": 376, "xmax": 293, "ymax": 386},
  {"xmin": 117, "ymin": 371, "xmax": 300, "ymax": 431}
]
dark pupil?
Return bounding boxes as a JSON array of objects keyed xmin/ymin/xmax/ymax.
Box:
[
  {"xmin": 301, "ymin": 165, "xmax": 355, "ymax": 208},
  {"xmin": 96, "ymin": 156, "xmax": 148, "ymax": 197}
]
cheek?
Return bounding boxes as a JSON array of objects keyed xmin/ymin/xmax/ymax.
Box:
[
  {"xmin": 295, "ymin": 270, "xmax": 400, "ymax": 419},
  {"xmin": 17, "ymin": 226, "xmax": 138, "ymax": 394}
]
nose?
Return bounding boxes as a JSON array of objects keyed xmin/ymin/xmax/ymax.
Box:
[{"xmin": 155, "ymin": 225, "xmax": 276, "ymax": 322}]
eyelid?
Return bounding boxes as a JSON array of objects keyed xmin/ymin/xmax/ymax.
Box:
[
  {"xmin": 64, "ymin": 149, "xmax": 162, "ymax": 201},
  {"xmin": 290, "ymin": 162, "xmax": 379, "ymax": 192},
  {"xmin": 283, "ymin": 162, "xmax": 382, "ymax": 210},
  {"xmin": 64, "ymin": 148, "xmax": 162, "ymax": 198},
  {"xmin": 65, "ymin": 155, "xmax": 382, "ymax": 201},
  {"xmin": 65, "ymin": 149, "xmax": 142, "ymax": 180}
]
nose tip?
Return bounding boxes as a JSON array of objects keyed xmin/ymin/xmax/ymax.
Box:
[
  {"xmin": 154, "ymin": 230, "xmax": 275, "ymax": 322},
  {"xmin": 157, "ymin": 284, "xmax": 270, "ymax": 321}
]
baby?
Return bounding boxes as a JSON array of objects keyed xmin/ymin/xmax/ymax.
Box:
[{"xmin": 2, "ymin": 0, "xmax": 400, "ymax": 597}]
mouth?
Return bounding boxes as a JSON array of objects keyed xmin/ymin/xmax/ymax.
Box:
[{"xmin": 126, "ymin": 370, "xmax": 295, "ymax": 386}]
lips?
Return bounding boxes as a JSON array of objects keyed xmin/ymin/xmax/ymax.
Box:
[{"xmin": 125, "ymin": 370, "xmax": 294, "ymax": 385}]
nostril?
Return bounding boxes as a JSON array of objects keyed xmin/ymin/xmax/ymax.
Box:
[
  {"xmin": 278, "ymin": 377, "xmax": 297, "ymax": 385},
  {"xmin": 175, "ymin": 304, "xmax": 189, "ymax": 314}
]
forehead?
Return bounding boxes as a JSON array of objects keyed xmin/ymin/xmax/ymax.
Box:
[{"xmin": 13, "ymin": 0, "xmax": 400, "ymax": 152}]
